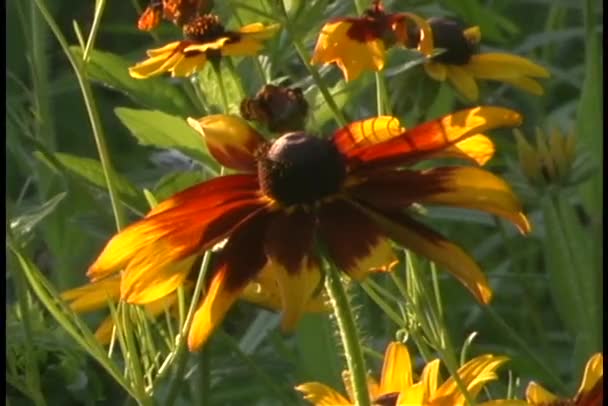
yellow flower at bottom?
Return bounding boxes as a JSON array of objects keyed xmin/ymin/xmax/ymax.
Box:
[
  {"xmin": 526, "ymin": 353, "xmax": 603, "ymax": 406},
  {"xmin": 129, "ymin": 14, "xmax": 279, "ymax": 79},
  {"xmin": 296, "ymin": 342, "xmax": 510, "ymax": 406},
  {"xmin": 409, "ymin": 17, "xmax": 550, "ymax": 101}
]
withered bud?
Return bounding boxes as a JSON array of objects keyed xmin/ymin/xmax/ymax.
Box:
[{"xmin": 240, "ymin": 84, "xmax": 309, "ymax": 133}]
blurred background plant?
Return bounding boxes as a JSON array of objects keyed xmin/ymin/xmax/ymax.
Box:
[{"xmin": 6, "ymin": 0, "xmax": 602, "ymax": 404}]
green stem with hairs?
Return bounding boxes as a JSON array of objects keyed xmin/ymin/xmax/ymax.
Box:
[
  {"xmin": 323, "ymin": 261, "xmax": 370, "ymax": 406},
  {"xmin": 211, "ymin": 60, "xmax": 231, "ymax": 114}
]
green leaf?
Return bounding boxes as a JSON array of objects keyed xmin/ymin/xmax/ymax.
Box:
[
  {"xmin": 152, "ymin": 171, "xmax": 208, "ymax": 202},
  {"xmin": 34, "ymin": 151, "xmax": 144, "ymax": 213},
  {"xmin": 69, "ymin": 47, "xmax": 198, "ymax": 116},
  {"xmin": 114, "ymin": 107, "xmax": 219, "ymax": 171}
]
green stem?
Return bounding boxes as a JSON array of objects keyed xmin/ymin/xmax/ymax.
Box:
[
  {"xmin": 83, "ymin": 0, "xmax": 106, "ymax": 62},
  {"xmin": 33, "ymin": 0, "xmax": 126, "ymax": 231},
  {"xmin": 211, "ymin": 60, "xmax": 230, "ymax": 114},
  {"xmin": 323, "ymin": 262, "xmax": 370, "ymax": 406},
  {"xmin": 278, "ymin": 1, "xmax": 347, "ymax": 126},
  {"xmin": 484, "ymin": 305, "xmax": 566, "ymax": 388}
]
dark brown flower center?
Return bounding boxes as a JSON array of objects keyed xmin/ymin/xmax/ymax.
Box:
[
  {"xmin": 183, "ymin": 14, "xmax": 227, "ymax": 42},
  {"xmin": 257, "ymin": 133, "xmax": 346, "ymax": 206},
  {"xmin": 427, "ymin": 17, "xmax": 476, "ymax": 65}
]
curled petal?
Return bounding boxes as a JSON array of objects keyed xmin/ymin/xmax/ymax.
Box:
[
  {"xmin": 311, "ymin": 19, "xmax": 386, "ymax": 81},
  {"xmin": 380, "ymin": 342, "xmax": 414, "ymax": 394},
  {"xmin": 187, "ymin": 115, "xmax": 267, "ymax": 172},
  {"xmin": 351, "ymin": 167, "xmax": 531, "ymax": 234},
  {"xmin": 188, "ymin": 209, "xmax": 273, "ymax": 351},
  {"xmin": 332, "ymin": 116, "xmax": 404, "ymax": 157},
  {"xmin": 350, "ymin": 202, "xmax": 492, "ymax": 303},
  {"xmin": 349, "ymin": 106, "xmax": 522, "ymax": 171},
  {"xmin": 319, "ymin": 199, "xmax": 397, "ymax": 280},
  {"xmin": 295, "ymin": 382, "xmax": 351, "ymax": 405}
]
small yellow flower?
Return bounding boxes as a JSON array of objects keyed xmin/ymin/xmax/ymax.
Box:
[
  {"xmin": 410, "ymin": 17, "xmax": 550, "ymax": 101},
  {"xmin": 296, "ymin": 341, "xmax": 511, "ymax": 406},
  {"xmin": 129, "ymin": 14, "xmax": 280, "ymax": 79},
  {"xmin": 526, "ymin": 353, "xmax": 603, "ymax": 406},
  {"xmin": 311, "ymin": 0, "xmax": 432, "ymax": 81}
]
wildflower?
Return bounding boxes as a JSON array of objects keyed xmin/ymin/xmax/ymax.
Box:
[
  {"xmin": 311, "ymin": 0, "xmax": 433, "ymax": 81},
  {"xmin": 86, "ymin": 106, "xmax": 528, "ymax": 351},
  {"xmin": 515, "ymin": 127, "xmax": 580, "ymax": 190},
  {"xmin": 526, "ymin": 353, "xmax": 603, "ymax": 406},
  {"xmin": 129, "ymin": 14, "xmax": 280, "ymax": 79},
  {"xmin": 240, "ymin": 84, "xmax": 309, "ymax": 133},
  {"xmin": 296, "ymin": 341, "xmax": 510, "ymax": 405},
  {"xmin": 61, "ymin": 262, "xmax": 329, "ymax": 344},
  {"xmin": 137, "ymin": 0, "xmax": 213, "ymax": 31},
  {"xmin": 408, "ymin": 17, "xmax": 550, "ymax": 101}
]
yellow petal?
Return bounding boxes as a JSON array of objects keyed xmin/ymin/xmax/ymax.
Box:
[
  {"xmin": 478, "ymin": 401, "xmax": 529, "ymax": 406},
  {"xmin": 463, "ymin": 26, "xmax": 481, "ymax": 44},
  {"xmin": 170, "ymin": 53, "xmax": 207, "ymax": 77},
  {"xmin": 342, "ymin": 370, "xmax": 380, "ymax": 402},
  {"xmin": 61, "ymin": 277, "xmax": 120, "ymax": 313},
  {"xmin": 497, "ymin": 76, "xmax": 545, "ymax": 96},
  {"xmin": 129, "ymin": 50, "xmax": 184, "ymax": 79},
  {"xmin": 146, "ymin": 41, "xmax": 182, "ymax": 57},
  {"xmin": 526, "ymin": 381, "xmax": 559, "ymax": 403},
  {"xmin": 351, "ymin": 202, "xmax": 492, "ymax": 304},
  {"xmin": 424, "ymin": 62, "xmax": 448, "ymax": 81},
  {"xmin": 238, "ymin": 23, "xmax": 281, "ymax": 40},
  {"xmin": 447, "ymin": 65, "xmax": 479, "ymax": 101},
  {"xmin": 311, "ymin": 20, "xmax": 385, "ymax": 81},
  {"xmin": 468, "ymin": 53, "xmax": 550, "ymax": 79},
  {"xmin": 380, "ymin": 342, "xmax": 414, "ymax": 393},
  {"xmin": 421, "ymin": 359, "xmax": 442, "ymax": 398},
  {"xmin": 434, "ymin": 133, "xmax": 496, "ymax": 166},
  {"xmin": 188, "ymin": 267, "xmax": 244, "ymax": 351},
  {"xmin": 94, "ymin": 316, "xmax": 116, "ymax": 345},
  {"xmin": 397, "ymin": 382, "xmax": 426, "ymax": 405},
  {"xmin": 577, "ymin": 353, "xmax": 603, "ymax": 396},
  {"xmin": 413, "ymin": 166, "xmax": 531, "ymax": 234},
  {"xmin": 295, "ymin": 382, "xmax": 352, "ymax": 405},
  {"xmin": 221, "ymin": 37, "xmax": 265, "ymax": 56},
  {"xmin": 121, "ymin": 252, "xmax": 196, "ymax": 304},
  {"xmin": 187, "ymin": 115, "xmax": 266, "ymax": 172}
]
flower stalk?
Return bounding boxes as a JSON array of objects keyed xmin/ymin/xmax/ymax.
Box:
[{"xmin": 323, "ymin": 260, "xmax": 370, "ymax": 406}]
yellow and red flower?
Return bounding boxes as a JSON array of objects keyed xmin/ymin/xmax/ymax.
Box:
[
  {"xmin": 85, "ymin": 106, "xmax": 528, "ymax": 352},
  {"xmin": 408, "ymin": 17, "xmax": 550, "ymax": 101},
  {"xmin": 525, "ymin": 353, "xmax": 603, "ymax": 406},
  {"xmin": 311, "ymin": 0, "xmax": 433, "ymax": 81},
  {"xmin": 129, "ymin": 14, "xmax": 279, "ymax": 79},
  {"xmin": 296, "ymin": 341, "xmax": 511, "ymax": 405}
]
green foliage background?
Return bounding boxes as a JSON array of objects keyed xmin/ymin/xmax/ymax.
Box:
[{"xmin": 6, "ymin": 0, "xmax": 603, "ymax": 405}]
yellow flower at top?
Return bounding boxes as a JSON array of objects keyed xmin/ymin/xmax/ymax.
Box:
[
  {"xmin": 129, "ymin": 14, "xmax": 280, "ymax": 79},
  {"xmin": 408, "ymin": 17, "xmax": 550, "ymax": 101},
  {"xmin": 311, "ymin": 0, "xmax": 433, "ymax": 81},
  {"xmin": 296, "ymin": 341, "xmax": 512, "ymax": 406},
  {"xmin": 526, "ymin": 353, "xmax": 603, "ymax": 406}
]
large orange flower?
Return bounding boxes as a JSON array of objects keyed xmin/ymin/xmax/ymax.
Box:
[
  {"xmin": 311, "ymin": 0, "xmax": 433, "ymax": 81},
  {"xmin": 86, "ymin": 106, "xmax": 529, "ymax": 351},
  {"xmin": 129, "ymin": 14, "xmax": 279, "ymax": 79}
]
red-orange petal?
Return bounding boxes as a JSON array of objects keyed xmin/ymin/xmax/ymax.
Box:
[
  {"xmin": 332, "ymin": 116, "xmax": 404, "ymax": 157},
  {"xmin": 88, "ymin": 175, "xmax": 263, "ymax": 282},
  {"xmin": 318, "ymin": 199, "xmax": 397, "ymax": 280},
  {"xmin": 350, "ymin": 167, "xmax": 531, "ymax": 234},
  {"xmin": 188, "ymin": 209, "xmax": 274, "ymax": 351},
  {"xmin": 187, "ymin": 115, "xmax": 267, "ymax": 172},
  {"xmin": 347, "ymin": 107, "xmax": 522, "ymax": 172},
  {"xmin": 350, "ymin": 202, "xmax": 492, "ymax": 304}
]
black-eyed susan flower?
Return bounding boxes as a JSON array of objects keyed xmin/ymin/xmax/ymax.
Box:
[
  {"xmin": 408, "ymin": 17, "xmax": 550, "ymax": 101},
  {"xmin": 129, "ymin": 14, "xmax": 280, "ymax": 79},
  {"xmin": 240, "ymin": 84, "xmax": 309, "ymax": 133},
  {"xmin": 61, "ymin": 261, "xmax": 329, "ymax": 345},
  {"xmin": 525, "ymin": 353, "xmax": 603, "ymax": 406},
  {"xmin": 296, "ymin": 341, "xmax": 511, "ymax": 406},
  {"xmin": 137, "ymin": 0, "xmax": 213, "ymax": 31},
  {"xmin": 86, "ymin": 106, "xmax": 528, "ymax": 351},
  {"xmin": 311, "ymin": 0, "xmax": 433, "ymax": 81}
]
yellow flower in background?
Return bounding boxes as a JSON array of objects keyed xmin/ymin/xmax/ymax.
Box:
[
  {"xmin": 129, "ymin": 14, "xmax": 279, "ymax": 79},
  {"xmin": 409, "ymin": 17, "xmax": 550, "ymax": 101},
  {"xmin": 296, "ymin": 341, "xmax": 511, "ymax": 405},
  {"xmin": 311, "ymin": 0, "xmax": 433, "ymax": 81},
  {"xmin": 526, "ymin": 353, "xmax": 603, "ymax": 406}
]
